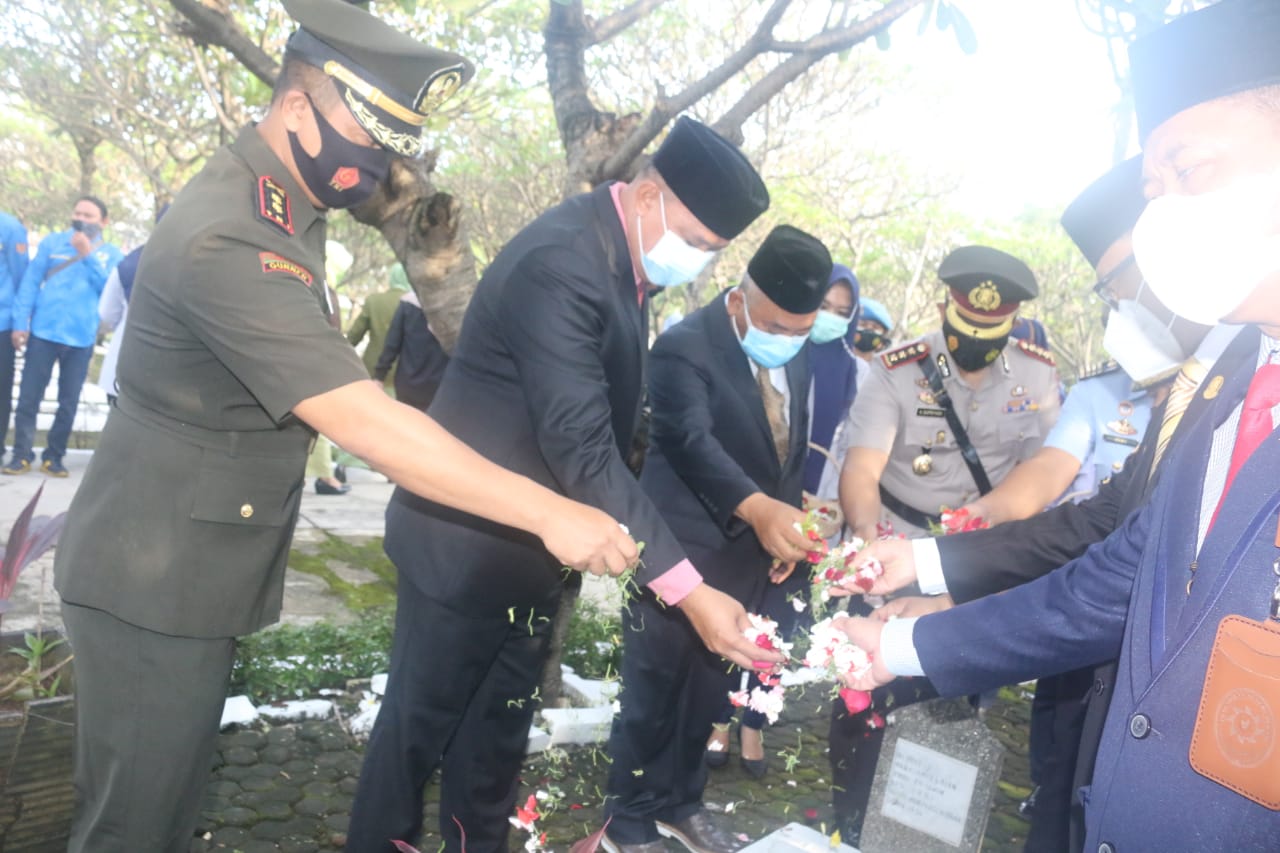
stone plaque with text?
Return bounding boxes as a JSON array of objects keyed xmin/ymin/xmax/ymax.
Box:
[{"xmin": 859, "ymin": 697, "xmax": 1004, "ymax": 852}]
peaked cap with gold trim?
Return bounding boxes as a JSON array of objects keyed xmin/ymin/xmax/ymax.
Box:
[
  {"xmin": 282, "ymin": 0, "xmax": 474, "ymax": 157},
  {"xmin": 938, "ymin": 245, "xmax": 1038, "ymax": 341}
]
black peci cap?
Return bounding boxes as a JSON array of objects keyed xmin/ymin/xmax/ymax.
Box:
[
  {"xmin": 651, "ymin": 117, "xmax": 770, "ymax": 240},
  {"xmin": 746, "ymin": 225, "xmax": 833, "ymax": 314},
  {"xmin": 1130, "ymin": 0, "xmax": 1280, "ymax": 143},
  {"xmin": 283, "ymin": 0, "xmax": 474, "ymax": 157},
  {"xmin": 1060, "ymin": 156, "xmax": 1146, "ymax": 269}
]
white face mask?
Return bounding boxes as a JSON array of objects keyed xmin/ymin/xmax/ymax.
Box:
[
  {"xmin": 1102, "ymin": 284, "xmax": 1185, "ymax": 385},
  {"xmin": 636, "ymin": 192, "xmax": 716, "ymax": 287},
  {"xmin": 1131, "ymin": 171, "xmax": 1280, "ymax": 325}
]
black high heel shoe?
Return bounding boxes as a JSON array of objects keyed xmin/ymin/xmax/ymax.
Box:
[
  {"xmin": 739, "ymin": 724, "xmax": 767, "ymax": 779},
  {"xmin": 314, "ymin": 478, "xmax": 351, "ymax": 495}
]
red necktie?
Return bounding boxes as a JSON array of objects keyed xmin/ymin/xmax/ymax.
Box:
[{"xmin": 1210, "ymin": 362, "xmax": 1280, "ymax": 528}]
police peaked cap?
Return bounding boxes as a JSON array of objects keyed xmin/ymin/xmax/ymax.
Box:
[
  {"xmin": 652, "ymin": 117, "xmax": 770, "ymax": 240},
  {"xmin": 1060, "ymin": 156, "xmax": 1145, "ymax": 268},
  {"xmin": 939, "ymin": 245, "xmax": 1037, "ymax": 341},
  {"xmin": 1130, "ymin": 0, "xmax": 1280, "ymax": 143},
  {"xmin": 747, "ymin": 225, "xmax": 833, "ymax": 314},
  {"xmin": 283, "ymin": 0, "xmax": 474, "ymax": 157}
]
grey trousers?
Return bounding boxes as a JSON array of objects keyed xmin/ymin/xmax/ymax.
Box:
[{"xmin": 62, "ymin": 600, "xmax": 236, "ymax": 853}]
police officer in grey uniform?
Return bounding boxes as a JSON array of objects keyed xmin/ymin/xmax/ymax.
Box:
[
  {"xmin": 839, "ymin": 246, "xmax": 1060, "ymax": 541},
  {"xmin": 52, "ymin": 2, "xmax": 636, "ymax": 849}
]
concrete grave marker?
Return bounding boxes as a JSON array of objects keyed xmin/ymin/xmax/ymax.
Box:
[{"xmin": 858, "ymin": 697, "xmax": 1004, "ymax": 852}]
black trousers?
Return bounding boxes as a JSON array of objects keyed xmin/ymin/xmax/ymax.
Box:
[
  {"xmin": 1024, "ymin": 667, "xmax": 1093, "ymax": 853},
  {"xmin": 345, "ymin": 571, "xmax": 558, "ymax": 853},
  {"xmin": 604, "ymin": 592, "xmax": 738, "ymax": 843},
  {"xmin": 62, "ymin": 600, "xmax": 236, "ymax": 853}
]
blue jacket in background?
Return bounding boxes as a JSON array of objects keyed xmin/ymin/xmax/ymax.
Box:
[
  {"xmin": 0, "ymin": 212, "xmax": 30, "ymax": 332},
  {"xmin": 13, "ymin": 230, "xmax": 122, "ymax": 347}
]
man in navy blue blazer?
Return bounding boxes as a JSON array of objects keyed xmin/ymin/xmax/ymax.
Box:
[
  {"xmin": 839, "ymin": 1, "xmax": 1280, "ymax": 849},
  {"xmin": 604, "ymin": 226, "xmax": 833, "ymax": 853}
]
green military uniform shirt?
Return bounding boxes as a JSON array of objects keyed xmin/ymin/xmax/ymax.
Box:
[
  {"xmin": 347, "ymin": 287, "xmax": 405, "ymax": 379},
  {"xmin": 54, "ymin": 125, "xmax": 369, "ymax": 638},
  {"xmin": 845, "ymin": 327, "xmax": 1061, "ymax": 537}
]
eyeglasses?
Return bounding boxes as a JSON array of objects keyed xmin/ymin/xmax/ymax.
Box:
[{"xmin": 1091, "ymin": 255, "xmax": 1138, "ymax": 311}]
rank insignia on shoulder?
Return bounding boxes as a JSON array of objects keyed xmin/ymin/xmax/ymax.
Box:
[
  {"xmin": 257, "ymin": 176, "xmax": 293, "ymax": 236},
  {"xmin": 259, "ymin": 252, "xmax": 313, "ymax": 286},
  {"xmin": 882, "ymin": 341, "xmax": 929, "ymax": 370},
  {"xmin": 1016, "ymin": 339, "xmax": 1055, "ymax": 366}
]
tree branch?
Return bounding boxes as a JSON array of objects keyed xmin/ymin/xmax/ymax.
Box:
[
  {"xmin": 715, "ymin": 0, "xmax": 926, "ymax": 141},
  {"xmin": 168, "ymin": 0, "xmax": 279, "ymax": 86},
  {"xmin": 587, "ymin": 0, "xmax": 670, "ymax": 46},
  {"xmin": 597, "ymin": 0, "xmax": 793, "ymax": 178}
]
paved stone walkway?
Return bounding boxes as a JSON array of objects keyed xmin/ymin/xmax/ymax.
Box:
[{"xmin": 190, "ymin": 687, "xmax": 1033, "ymax": 852}]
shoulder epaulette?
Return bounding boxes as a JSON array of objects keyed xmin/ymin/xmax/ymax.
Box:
[
  {"xmin": 256, "ymin": 175, "xmax": 294, "ymax": 236},
  {"xmin": 881, "ymin": 341, "xmax": 929, "ymax": 370},
  {"xmin": 1077, "ymin": 359, "xmax": 1120, "ymax": 381},
  {"xmin": 1016, "ymin": 339, "xmax": 1055, "ymax": 367}
]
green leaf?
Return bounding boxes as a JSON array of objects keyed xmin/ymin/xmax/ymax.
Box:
[{"xmin": 949, "ymin": 6, "xmax": 978, "ymax": 55}]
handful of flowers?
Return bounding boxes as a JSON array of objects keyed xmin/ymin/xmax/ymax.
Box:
[
  {"xmin": 809, "ymin": 536, "xmax": 884, "ymax": 611},
  {"xmin": 933, "ymin": 506, "xmax": 989, "ymax": 535},
  {"xmin": 727, "ymin": 614, "xmax": 792, "ymax": 724},
  {"xmin": 804, "ymin": 616, "xmax": 875, "ymax": 715}
]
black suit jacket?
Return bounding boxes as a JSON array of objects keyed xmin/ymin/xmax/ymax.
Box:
[
  {"xmin": 639, "ymin": 292, "xmax": 810, "ymax": 606},
  {"xmin": 384, "ymin": 183, "xmax": 688, "ymax": 614},
  {"xmin": 935, "ymin": 326, "xmax": 1261, "ymax": 604}
]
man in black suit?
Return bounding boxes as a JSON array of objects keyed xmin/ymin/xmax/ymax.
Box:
[
  {"xmin": 345, "ymin": 117, "xmax": 790, "ymax": 853},
  {"xmin": 603, "ymin": 226, "xmax": 833, "ymax": 853}
]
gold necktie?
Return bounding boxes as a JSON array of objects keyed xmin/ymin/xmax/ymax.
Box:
[
  {"xmin": 757, "ymin": 366, "xmax": 789, "ymax": 464},
  {"xmin": 1150, "ymin": 357, "xmax": 1208, "ymax": 475}
]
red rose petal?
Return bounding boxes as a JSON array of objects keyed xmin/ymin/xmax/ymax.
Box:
[{"xmin": 839, "ymin": 687, "xmax": 872, "ymax": 714}]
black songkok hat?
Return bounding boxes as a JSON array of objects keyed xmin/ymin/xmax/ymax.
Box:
[
  {"xmin": 1060, "ymin": 156, "xmax": 1146, "ymax": 268},
  {"xmin": 652, "ymin": 117, "xmax": 770, "ymax": 240},
  {"xmin": 283, "ymin": 0, "xmax": 474, "ymax": 157},
  {"xmin": 1130, "ymin": 0, "xmax": 1280, "ymax": 143},
  {"xmin": 747, "ymin": 225, "xmax": 833, "ymax": 314}
]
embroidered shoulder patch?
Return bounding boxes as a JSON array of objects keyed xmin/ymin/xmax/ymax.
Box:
[
  {"xmin": 259, "ymin": 252, "xmax": 313, "ymax": 286},
  {"xmin": 1016, "ymin": 339, "xmax": 1055, "ymax": 367},
  {"xmin": 15, "ymin": 243, "xmax": 26, "ymax": 255},
  {"xmin": 881, "ymin": 341, "xmax": 929, "ymax": 370},
  {"xmin": 257, "ymin": 176, "xmax": 293, "ymax": 235}
]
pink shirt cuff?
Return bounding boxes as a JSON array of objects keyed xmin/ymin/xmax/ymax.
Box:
[{"xmin": 647, "ymin": 559, "xmax": 703, "ymax": 605}]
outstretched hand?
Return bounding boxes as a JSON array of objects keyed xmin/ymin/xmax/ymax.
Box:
[
  {"xmin": 830, "ymin": 615, "xmax": 895, "ymax": 691},
  {"xmin": 679, "ymin": 583, "xmax": 787, "ymax": 671},
  {"xmin": 827, "ymin": 538, "xmax": 916, "ymax": 597},
  {"xmin": 540, "ymin": 500, "xmax": 639, "ymax": 577},
  {"xmin": 873, "ymin": 593, "xmax": 954, "ymax": 621}
]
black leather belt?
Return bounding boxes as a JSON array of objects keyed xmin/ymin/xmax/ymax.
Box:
[{"xmin": 879, "ymin": 486, "xmax": 941, "ymax": 530}]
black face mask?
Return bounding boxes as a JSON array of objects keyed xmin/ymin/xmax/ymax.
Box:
[
  {"xmin": 853, "ymin": 330, "xmax": 889, "ymax": 353},
  {"xmin": 288, "ymin": 95, "xmax": 391, "ymax": 210},
  {"xmin": 943, "ymin": 318, "xmax": 1007, "ymax": 372},
  {"xmin": 70, "ymin": 220, "xmax": 103, "ymax": 242}
]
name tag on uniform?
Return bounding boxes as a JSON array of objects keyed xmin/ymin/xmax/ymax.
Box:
[
  {"xmin": 916, "ymin": 407, "xmax": 946, "ymax": 418},
  {"xmin": 1102, "ymin": 434, "xmax": 1139, "ymax": 448},
  {"xmin": 1190, "ymin": 615, "xmax": 1280, "ymax": 809}
]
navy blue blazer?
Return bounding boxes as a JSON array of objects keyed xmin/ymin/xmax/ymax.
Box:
[
  {"xmin": 913, "ymin": 346, "xmax": 1280, "ymax": 850},
  {"xmin": 639, "ymin": 292, "xmax": 810, "ymax": 607},
  {"xmin": 385, "ymin": 183, "xmax": 688, "ymax": 614}
]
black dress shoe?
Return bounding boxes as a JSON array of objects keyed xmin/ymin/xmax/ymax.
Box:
[
  {"xmin": 333, "ymin": 463, "xmax": 347, "ymax": 483},
  {"xmin": 739, "ymin": 725, "xmax": 767, "ymax": 779},
  {"xmin": 656, "ymin": 810, "xmax": 744, "ymax": 853},
  {"xmin": 600, "ymin": 835, "xmax": 668, "ymax": 853},
  {"xmin": 314, "ymin": 478, "xmax": 351, "ymax": 495}
]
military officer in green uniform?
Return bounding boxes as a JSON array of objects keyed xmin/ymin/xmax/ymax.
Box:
[
  {"xmin": 838, "ymin": 245, "xmax": 1060, "ymax": 540},
  {"xmin": 52, "ymin": 1, "xmax": 637, "ymax": 849}
]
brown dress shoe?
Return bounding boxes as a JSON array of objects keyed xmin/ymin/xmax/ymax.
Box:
[
  {"xmin": 656, "ymin": 810, "xmax": 745, "ymax": 853},
  {"xmin": 600, "ymin": 834, "xmax": 669, "ymax": 853}
]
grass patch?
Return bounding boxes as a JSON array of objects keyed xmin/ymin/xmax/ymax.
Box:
[
  {"xmin": 231, "ymin": 607, "xmax": 394, "ymax": 702},
  {"xmin": 562, "ymin": 598, "xmax": 623, "ymax": 681}
]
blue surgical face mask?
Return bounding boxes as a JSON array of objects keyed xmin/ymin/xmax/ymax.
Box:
[
  {"xmin": 636, "ymin": 193, "xmax": 716, "ymax": 287},
  {"xmin": 809, "ymin": 310, "xmax": 851, "ymax": 345},
  {"xmin": 737, "ymin": 290, "xmax": 807, "ymax": 368}
]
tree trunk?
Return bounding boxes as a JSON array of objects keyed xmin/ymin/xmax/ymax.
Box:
[{"xmin": 349, "ymin": 155, "xmax": 477, "ymax": 352}]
